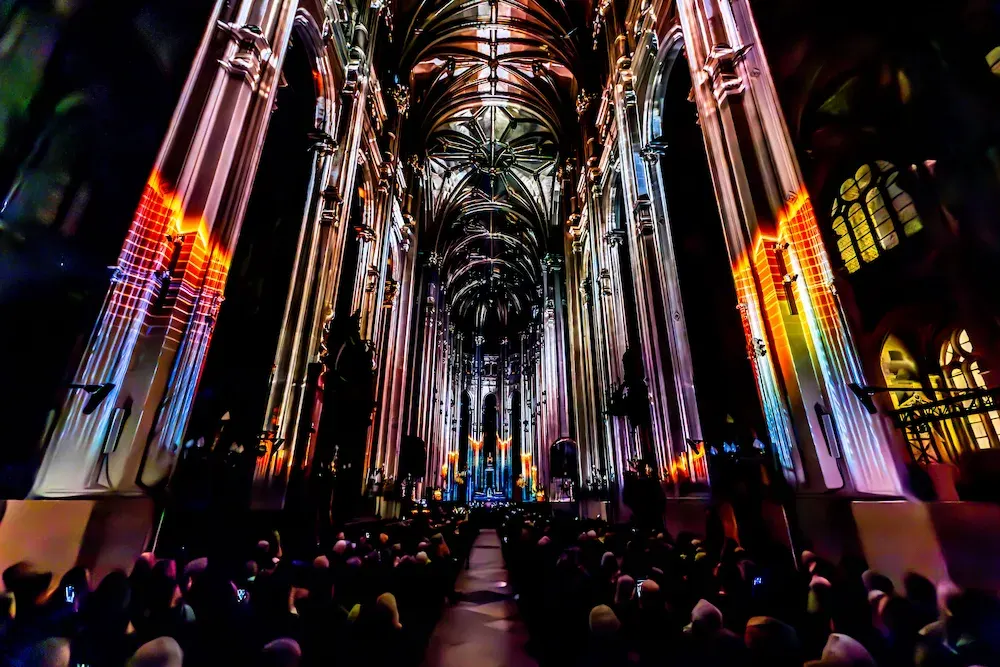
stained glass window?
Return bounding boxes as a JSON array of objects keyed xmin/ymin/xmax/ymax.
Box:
[
  {"xmin": 941, "ymin": 329, "xmax": 1000, "ymax": 450},
  {"xmin": 831, "ymin": 161, "xmax": 922, "ymax": 273}
]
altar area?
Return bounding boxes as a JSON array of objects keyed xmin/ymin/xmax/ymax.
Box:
[{"xmin": 468, "ymin": 436, "xmax": 512, "ymax": 500}]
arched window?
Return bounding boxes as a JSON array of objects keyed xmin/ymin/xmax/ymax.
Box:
[
  {"xmin": 987, "ymin": 47, "xmax": 1000, "ymax": 76},
  {"xmin": 831, "ymin": 161, "xmax": 923, "ymax": 273},
  {"xmin": 941, "ymin": 329, "xmax": 1000, "ymax": 450}
]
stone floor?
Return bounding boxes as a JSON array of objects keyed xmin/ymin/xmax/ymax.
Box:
[{"xmin": 422, "ymin": 529, "xmax": 537, "ymax": 667}]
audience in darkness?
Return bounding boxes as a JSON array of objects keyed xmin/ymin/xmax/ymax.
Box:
[
  {"xmin": 499, "ymin": 509, "xmax": 1000, "ymax": 667},
  {"xmin": 0, "ymin": 508, "xmax": 474, "ymax": 667},
  {"xmin": 1, "ymin": 504, "xmax": 999, "ymax": 667}
]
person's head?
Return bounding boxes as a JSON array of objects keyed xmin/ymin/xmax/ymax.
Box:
[
  {"xmin": 804, "ymin": 633, "xmax": 876, "ymax": 667},
  {"xmin": 879, "ymin": 595, "xmax": 922, "ymax": 642},
  {"xmin": 638, "ymin": 579, "xmax": 662, "ymax": 611},
  {"xmin": 600, "ymin": 552, "xmax": 618, "ymax": 578},
  {"xmin": 126, "ymin": 636, "xmax": 183, "ymax": 667},
  {"xmin": 687, "ymin": 599, "xmax": 723, "ymax": 636},
  {"xmin": 589, "ymin": 604, "xmax": 621, "ymax": 637},
  {"xmin": 808, "ymin": 575, "xmax": 834, "ymax": 616},
  {"xmin": 312, "ymin": 555, "xmax": 330, "ymax": 570},
  {"xmin": 25, "ymin": 637, "xmax": 71, "ymax": 667},
  {"xmin": 260, "ymin": 638, "xmax": 302, "ymax": 667},
  {"xmin": 375, "ymin": 592, "xmax": 402, "ymax": 630},
  {"xmin": 2, "ymin": 562, "xmax": 52, "ymax": 613},
  {"xmin": 745, "ymin": 616, "xmax": 801, "ymax": 667},
  {"xmin": 84, "ymin": 570, "xmax": 132, "ymax": 634},
  {"xmin": 861, "ymin": 570, "xmax": 894, "ymax": 596},
  {"xmin": 904, "ymin": 572, "xmax": 939, "ymax": 624},
  {"xmin": 130, "ymin": 555, "xmax": 153, "ymax": 584},
  {"xmin": 153, "ymin": 559, "xmax": 177, "ymax": 582}
]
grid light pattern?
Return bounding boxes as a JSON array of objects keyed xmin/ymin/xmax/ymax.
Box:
[
  {"xmin": 42, "ymin": 172, "xmax": 230, "ymax": 492},
  {"xmin": 781, "ymin": 191, "xmax": 898, "ymax": 494},
  {"xmin": 730, "ymin": 191, "xmax": 902, "ymax": 493},
  {"xmin": 731, "ymin": 256, "xmax": 797, "ymax": 477}
]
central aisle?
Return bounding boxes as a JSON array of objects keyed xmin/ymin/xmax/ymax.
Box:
[{"xmin": 422, "ymin": 529, "xmax": 537, "ymax": 667}]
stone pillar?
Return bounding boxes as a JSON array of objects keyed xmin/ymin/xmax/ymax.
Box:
[
  {"xmin": 675, "ymin": 0, "xmax": 903, "ymax": 494},
  {"xmin": 254, "ymin": 5, "xmax": 384, "ymax": 506},
  {"xmin": 35, "ymin": 0, "xmax": 300, "ymax": 497}
]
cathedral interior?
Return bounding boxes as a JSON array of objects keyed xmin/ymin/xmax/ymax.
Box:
[{"xmin": 4, "ymin": 0, "xmax": 1000, "ymax": 664}]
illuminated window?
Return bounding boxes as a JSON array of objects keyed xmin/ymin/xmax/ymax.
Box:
[
  {"xmin": 987, "ymin": 47, "xmax": 1000, "ymax": 76},
  {"xmin": 831, "ymin": 161, "xmax": 922, "ymax": 273},
  {"xmin": 940, "ymin": 329, "xmax": 1000, "ymax": 450}
]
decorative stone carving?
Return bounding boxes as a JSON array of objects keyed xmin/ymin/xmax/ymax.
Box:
[
  {"xmin": 382, "ymin": 279, "xmax": 399, "ymax": 307},
  {"xmin": 576, "ymin": 90, "xmax": 598, "ymax": 118},
  {"xmin": 604, "ymin": 229, "xmax": 626, "ymax": 247},
  {"xmin": 354, "ymin": 223, "xmax": 377, "ymax": 243},
  {"xmin": 216, "ymin": 22, "xmax": 271, "ymax": 85},
  {"xmin": 389, "ymin": 84, "xmax": 410, "ymax": 117}
]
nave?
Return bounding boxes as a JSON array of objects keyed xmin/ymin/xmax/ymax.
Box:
[{"xmin": 4, "ymin": 0, "xmax": 1000, "ymax": 665}]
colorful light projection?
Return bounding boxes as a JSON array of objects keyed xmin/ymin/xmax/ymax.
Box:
[
  {"xmin": 732, "ymin": 190, "xmax": 900, "ymax": 493},
  {"xmin": 496, "ymin": 435, "xmax": 511, "ymax": 496},
  {"xmin": 664, "ymin": 441, "xmax": 708, "ymax": 484},
  {"xmin": 41, "ymin": 171, "xmax": 231, "ymax": 492}
]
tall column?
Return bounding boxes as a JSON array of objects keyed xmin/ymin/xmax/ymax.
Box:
[
  {"xmin": 35, "ymin": 0, "xmax": 300, "ymax": 497},
  {"xmin": 611, "ymin": 40, "xmax": 692, "ymax": 472},
  {"xmin": 255, "ymin": 7, "xmax": 384, "ymax": 505},
  {"xmin": 640, "ymin": 142, "xmax": 705, "ymax": 459},
  {"xmin": 675, "ymin": 0, "xmax": 903, "ymax": 494}
]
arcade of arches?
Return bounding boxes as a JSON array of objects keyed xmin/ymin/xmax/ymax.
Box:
[{"xmin": 5, "ymin": 0, "xmax": 1000, "ymax": 579}]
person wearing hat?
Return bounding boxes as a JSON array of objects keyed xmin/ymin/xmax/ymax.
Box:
[
  {"xmin": 745, "ymin": 616, "xmax": 802, "ymax": 667},
  {"xmin": 126, "ymin": 636, "xmax": 184, "ymax": 667},
  {"xmin": 581, "ymin": 605, "xmax": 628, "ymax": 667},
  {"xmin": 804, "ymin": 633, "xmax": 877, "ymax": 667},
  {"xmin": 679, "ymin": 598, "xmax": 747, "ymax": 667}
]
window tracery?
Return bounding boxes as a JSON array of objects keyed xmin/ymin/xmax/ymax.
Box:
[
  {"xmin": 941, "ymin": 329, "xmax": 1000, "ymax": 450},
  {"xmin": 831, "ymin": 161, "xmax": 922, "ymax": 273}
]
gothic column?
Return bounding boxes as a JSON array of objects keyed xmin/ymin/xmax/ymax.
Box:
[
  {"xmin": 35, "ymin": 0, "xmax": 300, "ymax": 497},
  {"xmin": 611, "ymin": 40, "xmax": 696, "ymax": 474},
  {"xmin": 254, "ymin": 6, "xmax": 386, "ymax": 506},
  {"xmin": 675, "ymin": 0, "xmax": 903, "ymax": 494},
  {"xmin": 639, "ymin": 141, "xmax": 705, "ymax": 462}
]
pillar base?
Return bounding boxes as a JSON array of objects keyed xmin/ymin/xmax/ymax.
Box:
[
  {"xmin": 0, "ymin": 497, "xmax": 154, "ymax": 584},
  {"xmin": 851, "ymin": 500, "xmax": 1000, "ymax": 592}
]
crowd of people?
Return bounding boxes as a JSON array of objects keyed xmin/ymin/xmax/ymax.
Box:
[
  {"xmin": 501, "ymin": 511, "xmax": 1000, "ymax": 667},
  {"xmin": 3, "ymin": 502, "xmax": 1000, "ymax": 667},
  {"xmin": 0, "ymin": 508, "xmax": 476, "ymax": 667}
]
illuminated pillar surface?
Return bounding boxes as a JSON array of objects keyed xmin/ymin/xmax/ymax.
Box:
[
  {"xmin": 35, "ymin": 1, "xmax": 300, "ymax": 497},
  {"xmin": 670, "ymin": 0, "xmax": 901, "ymax": 493}
]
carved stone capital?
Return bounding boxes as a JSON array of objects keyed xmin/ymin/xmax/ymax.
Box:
[
  {"xmin": 640, "ymin": 141, "xmax": 666, "ymax": 163},
  {"xmin": 576, "ymin": 90, "xmax": 598, "ymax": 118},
  {"xmin": 424, "ymin": 251, "xmax": 442, "ymax": 269},
  {"xmin": 542, "ymin": 253, "xmax": 563, "ymax": 272},
  {"xmin": 407, "ymin": 154, "xmax": 425, "ymax": 177},
  {"xmin": 382, "ymin": 278, "xmax": 399, "ymax": 307},
  {"xmin": 604, "ymin": 229, "xmax": 626, "ymax": 247},
  {"xmin": 633, "ymin": 197, "xmax": 654, "ymax": 235},
  {"xmin": 365, "ymin": 266, "xmax": 380, "ymax": 292},
  {"xmin": 354, "ymin": 223, "xmax": 377, "ymax": 243},
  {"xmin": 703, "ymin": 44, "xmax": 753, "ymax": 103},
  {"xmin": 389, "ymin": 84, "xmax": 410, "ymax": 117},
  {"xmin": 308, "ymin": 130, "xmax": 338, "ymax": 156}
]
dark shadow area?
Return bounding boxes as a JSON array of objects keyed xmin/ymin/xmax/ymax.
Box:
[{"xmin": 659, "ymin": 58, "xmax": 766, "ymax": 446}]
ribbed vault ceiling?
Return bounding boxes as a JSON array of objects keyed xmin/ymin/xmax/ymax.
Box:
[{"xmin": 401, "ymin": 0, "xmax": 579, "ymax": 334}]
